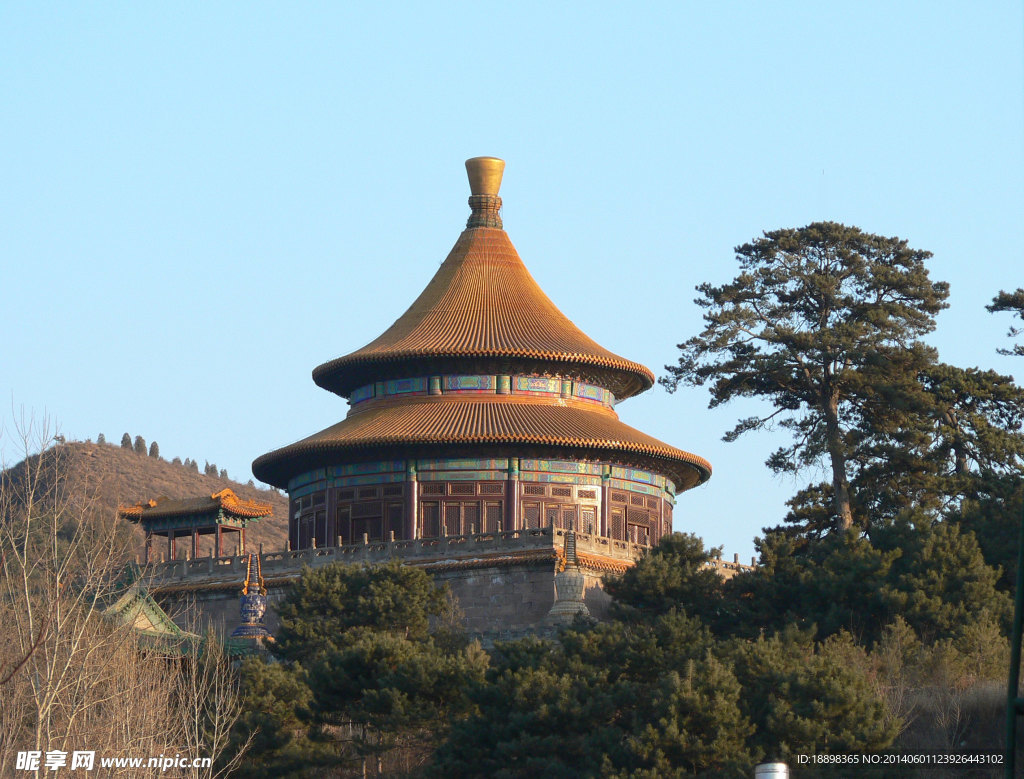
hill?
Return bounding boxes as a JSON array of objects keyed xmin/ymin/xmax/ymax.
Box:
[{"xmin": 2, "ymin": 440, "xmax": 289, "ymax": 558}]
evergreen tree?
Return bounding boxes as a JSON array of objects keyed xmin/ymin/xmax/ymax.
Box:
[
  {"xmin": 148, "ymin": 441, "xmax": 159, "ymax": 458},
  {"xmin": 249, "ymin": 561, "xmax": 481, "ymax": 773},
  {"xmin": 189, "ymin": 459, "xmax": 199, "ymax": 473},
  {"xmin": 133, "ymin": 435, "xmax": 146, "ymax": 455},
  {"xmin": 96, "ymin": 433, "xmax": 105, "ymax": 445},
  {"xmin": 120, "ymin": 433, "xmax": 132, "ymax": 449},
  {"xmin": 663, "ymin": 222, "xmax": 949, "ymax": 531},
  {"xmin": 171, "ymin": 456, "xmax": 182, "ymax": 466},
  {"xmin": 725, "ymin": 628, "xmax": 898, "ymax": 761},
  {"xmin": 988, "ymin": 288, "xmax": 1024, "ymax": 356},
  {"xmin": 220, "ymin": 468, "xmax": 228, "ymax": 479},
  {"xmin": 603, "ymin": 532, "xmax": 725, "ymax": 625}
]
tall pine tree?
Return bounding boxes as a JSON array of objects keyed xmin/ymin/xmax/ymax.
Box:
[{"xmin": 663, "ymin": 222, "xmax": 949, "ymax": 531}]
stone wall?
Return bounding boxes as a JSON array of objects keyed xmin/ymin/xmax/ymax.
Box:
[{"xmin": 148, "ymin": 528, "xmax": 634, "ymax": 638}]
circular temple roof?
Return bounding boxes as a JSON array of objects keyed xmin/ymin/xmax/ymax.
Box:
[
  {"xmin": 254, "ymin": 158, "xmax": 710, "ymax": 495},
  {"xmin": 252, "ymin": 394, "xmax": 711, "ymax": 491}
]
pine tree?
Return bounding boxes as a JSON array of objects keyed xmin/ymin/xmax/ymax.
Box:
[
  {"xmin": 120, "ymin": 433, "xmax": 132, "ymax": 449},
  {"xmin": 219, "ymin": 468, "xmax": 228, "ymax": 479},
  {"xmin": 149, "ymin": 441, "xmax": 159, "ymax": 458},
  {"xmin": 133, "ymin": 435, "xmax": 146, "ymax": 455},
  {"xmin": 663, "ymin": 222, "xmax": 949, "ymax": 531},
  {"xmin": 172, "ymin": 456, "xmax": 182, "ymax": 466},
  {"xmin": 189, "ymin": 459, "xmax": 199, "ymax": 473},
  {"xmin": 988, "ymin": 288, "xmax": 1024, "ymax": 357},
  {"xmin": 97, "ymin": 433, "xmax": 106, "ymax": 445}
]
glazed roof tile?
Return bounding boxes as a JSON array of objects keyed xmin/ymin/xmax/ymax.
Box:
[
  {"xmin": 252, "ymin": 395, "xmax": 711, "ymax": 492},
  {"xmin": 312, "ymin": 228, "xmax": 655, "ymax": 399},
  {"xmin": 119, "ymin": 488, "xmax": 273, "ymax": 521}
]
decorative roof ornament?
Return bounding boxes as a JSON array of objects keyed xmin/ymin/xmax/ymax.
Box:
[
  {"xmin": 465, "ymin": 156, "xmax": 505, "ymax": 229},
  {"xmin": 229, "ymin": 553, "xmax": 271, "ymax": 642}
]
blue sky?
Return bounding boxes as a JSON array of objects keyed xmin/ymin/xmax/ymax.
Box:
[{"xmin": 2, "ymin": 2, "xmax": 1022, "ymax": 560}]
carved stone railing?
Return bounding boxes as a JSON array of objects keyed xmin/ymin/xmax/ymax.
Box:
[
  {"xmin": 141, "ymin": 529, "xmax": 752, "ymax": 589},
  {"xmin": 144, "ymin": 527, "xmax": 648, "ymax": 587}
]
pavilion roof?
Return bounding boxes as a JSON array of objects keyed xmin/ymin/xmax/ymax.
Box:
[
  {"xmin": 118, "ymin": 488, "xmax": 273, "ymax": 522},
  {"xmin": 311, "ymin": 159, "xmax": 655, "ymax": 401},
  {"xmin": 252, "ymin": 394, "xmax": 711, "ymax": 492}
]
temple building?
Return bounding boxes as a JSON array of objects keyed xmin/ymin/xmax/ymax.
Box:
[{"xmin": 252, "ymin": 157, "xmax": 711, "ymax": 554}]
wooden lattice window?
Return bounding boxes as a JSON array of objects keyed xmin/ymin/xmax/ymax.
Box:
[
  {"xmin": 578, "ymin": 489, "xmax": 596, "ymax": 499},
  {"xmin": 523, "ymin": 484, "xmax": 546, "ymax": 496},
  {"xmin": 420, "ymin": 502, "xmax": 440, "ymax": 538},
  {"xmin": 611, "ymin": 509, "xmax": 625, "ymax": 540},
  {"xmin": 336, "ymin": 505, "xmax": 351, "ymax": 546},
  {"xmin": 450, "ymin": 483, "xmax": 475, "ymax": 496},
  {"xmin": 627, "ymin": 507, "xmax": 650, "ymax": 525},
  {"xmin": 612, "ymin": 491, "xmax": 627, "ymax": 503},
  {"xmin": 582, "ymin": 507, "xmax": 596, "ymax": 535},
  {"xmin": 561, "ymin": 507, "xmax": 577, "ymax": 531},
  {"xmin": 551, "ymin": 486, "xmax": 572, "ymax": 498},
  {"xmin": 523, "ymin": 502, "xmax": 541, "ymax": 529},
  {"xmin": 444, "ymin": 504, "xmax": 462, "ymax": 536},
  {"xmin": 546, "ymin": 506, "xmax": 559, "ymax": 528},
  {"xmin": 383, "ymin": 485, "xmax": 403, "ymax": 497},
  {"xmin": 421, "ymin": 483, "xmax": 445, "ymax": 496},
  {"xmin": 387, "ymin": 503, "xmax": 403, "ymax": 539},
  {"xmin": 479, "ymin": 482, "xmax": 504, "ymax": 495},
  {"xmin": 485, "ymin": 502, "xmax": 502, "ymax": 532},
  {"xmin": 463, "ymin": 502, "xmax": 480, "ymax": 533},
  {"xmin": 338, "ymin": 489, "xmax": 355, "ymax": 501},
  {"xmin": 630, "ymin": 494, "xmax": 646, "ymax": 507},
  {"xmin": 358, "ymin": 487, "xmax": 378, "ymax": 499}
]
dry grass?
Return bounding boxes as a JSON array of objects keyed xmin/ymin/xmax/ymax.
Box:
[{"xmin": 2, "ymin": 440, "xmax": 289, "ymax": 558}]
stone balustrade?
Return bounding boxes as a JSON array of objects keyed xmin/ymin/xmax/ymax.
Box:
[
  {"xmin": 142, "ymin": 528, "xmax": 752, "ymax": 590},
  {"xmin": 143, "ymin": 527, "xmax": 653, "ymax": 588}
]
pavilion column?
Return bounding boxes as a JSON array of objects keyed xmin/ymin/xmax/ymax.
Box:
[
  {"xmin": 215, "ymin": 526, "xmax": 222, "ymax": 558},
  {"xmin": 601, "ymin": 466, "xmax": 611, "ymax": 538},
  {"xmin": 169, "ymin": 530, "xmax": 176, "ymax": 560},
  {"xmin": 191, "ymin": 528, "xmax": 198, "ymax": 559},
  {"xmin": 506, "ymin": 458, "xmax": 519, "ymax": 532},
  {"xmin": 240, "ymin": 527, "xmax": 246, "ymax": 555},
  {"xmin": 405, "ymin": 462, "xmax": 418, "ymax": 540},
  {"xmin": 144, "ymin": 532, "xmax": 152, "ymax": 564}
]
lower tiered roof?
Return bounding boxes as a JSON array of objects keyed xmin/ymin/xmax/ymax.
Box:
[{"xmin": 252, "ymin": 394, "xmax": 711, "ymax": 491}]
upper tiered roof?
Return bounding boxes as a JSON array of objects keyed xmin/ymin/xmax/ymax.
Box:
[{"xmin": 312, "ymin": 158, "xmax": 655, "ymax": 400}]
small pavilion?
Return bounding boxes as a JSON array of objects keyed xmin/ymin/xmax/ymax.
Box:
[{"xmin": 119, "ymin": 488, "xmax": 272, "ymax": 562}]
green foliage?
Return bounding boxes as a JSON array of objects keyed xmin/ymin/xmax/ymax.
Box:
[
  {"xmin": 96, "ymin": 432, "xmax": 105, "ymax": 445},
  {"xmin": 120, "ymin": 432, "xmax": 131, "ymax": 449},
  {"xmin": 725, "ymin": 530, "xmax": 900, "ymax": 643},
  {"xmin": 273, "ymin": 560, "xmax": 447, "ymax": 665},
  {"xmin": 871, "ymin": 515, "xmax": 1011, "ymax": 642},
  {"xmin": 953, "ymin": 475, "xmax": 1024, "ymax": 589},
  {"xmin": 603, "ymin": 532, "xmax": 724, "ymax": 624},
  {"xmin": 228, "ymin": 658, "xmax": 328, "ymax": 778},
  {"xmin": 725, "ymin": 629, "xmax": 898, "ymax": 761},
  {"xmin": 433, "ymin": 615, "xmax": 754, "ymax": 777},
  {"xmin": 662, "ymin": 222, "xmax": 949, "ymax": 531},
  {"xmin": 148, "ymin": 441, "xmax": 159, "ymax": 458},
  {"xmin": 725, "ymin": 517, "xmax": 1009, "ymax": 646},
  {"xmin": 988, "ymin": 287, "xmax": 1024, "ymax": 357},
  {"xmin": 133, "ymin": 435, "xmax": 146, "ymax": 455}
]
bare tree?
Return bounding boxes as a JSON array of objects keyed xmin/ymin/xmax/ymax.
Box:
[{"xmin": 0, "ymin": 415, "xmax": 248, "ymax": 777}]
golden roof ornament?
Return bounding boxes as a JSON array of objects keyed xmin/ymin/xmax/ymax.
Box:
[{"xmin": 465, "ymin": 156, "xmax": 504, "ymax": 229}]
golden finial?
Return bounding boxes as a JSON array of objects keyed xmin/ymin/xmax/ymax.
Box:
[{"xmin": 465, "ymin": 156, "xmax": 505, "ymax": 196}]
